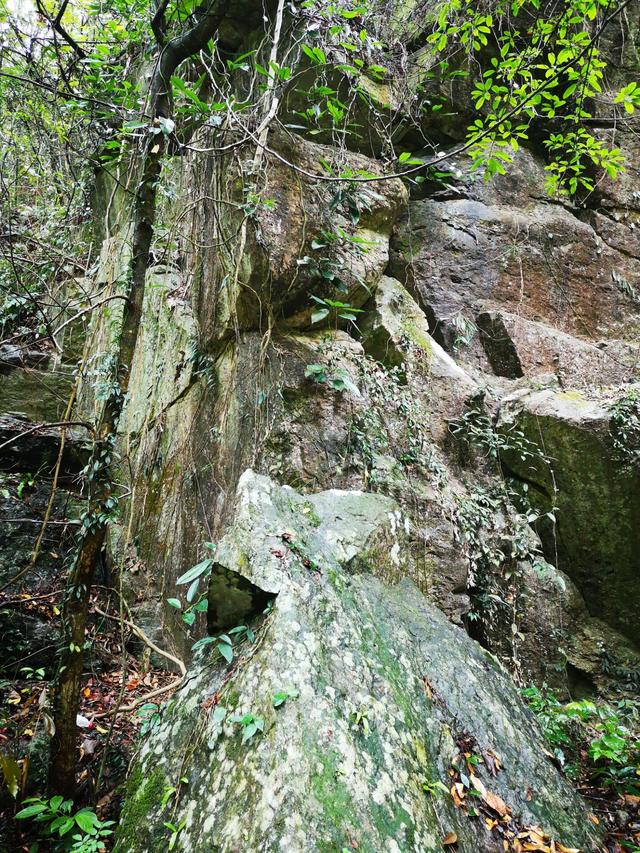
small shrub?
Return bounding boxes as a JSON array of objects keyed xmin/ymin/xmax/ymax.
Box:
[
  {"xmin": 15, "ymin": 795, "xmax": 114, "ymax": 852},
  {"xmin": 523, "ymin": 686, "xmax": 640, "ymax": 794}
]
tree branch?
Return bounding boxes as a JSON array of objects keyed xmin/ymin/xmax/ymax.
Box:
[{"xmin": 35, "ymin": 0, "xmax": 87, "ymax": 60}]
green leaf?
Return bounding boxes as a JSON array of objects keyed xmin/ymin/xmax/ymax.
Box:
[
  {"xmin": 59, "ymin": 817, "xmax": 75, "ymax": 836},
  {"xmin": 218, "ymin": 642, "xmax": 233, "ymax": 664},
  {"xmin": 167, "ymin": 598, "xmax": 182, "ymax": 609},
  {"xmin": 16, "ymin": 804, "xmax": 48, "ymax": 819},
  {"xmin": 272, "ymin": 688, "xmax": 299, "ymax": 708},
  {"xmin": 311, "ymin": 308, "xmax": 330, "ymax": 324},
  {"xmin": 186, "ymin": 577, "xmax": 200, "ymax": 602},
  {"xmin": 301, "ymin": 44, "xmax": 325, "ymax": 65},
  {"xmin": 305, "ymin": 364, "xmax": 327, "ymax": 382},
  {"xmin": 176, "ymin": 558, "xmax": 213, "ymax": 585},
  {"xmin": 74, "ymin": 810, "xmax": 98, "ymax": 833},
  {"xmin": 191, "ymin": 636, "xmax": 217, "ymax": 652},
  {"xmin": 158, "ymin": 116, "xmax": 175, "ymax": 135}
]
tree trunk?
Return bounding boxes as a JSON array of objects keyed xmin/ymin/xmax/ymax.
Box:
[{"xmin": 48, "ymin": 0, "xmax": 226, "ymax": 798}]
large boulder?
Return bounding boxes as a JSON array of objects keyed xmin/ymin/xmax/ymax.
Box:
[
  {"xmin": 116, "ymin": 471, "xmax": 601, "ymax": 853},
  {"xmin": 476, "ymin": 309, "xmax": 639, "ymax": 387},
  {"xmin": 497, "ymin": 387, "xmax": 640, "ymax": 645}
]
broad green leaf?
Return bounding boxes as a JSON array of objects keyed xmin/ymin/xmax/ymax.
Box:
[
  {"xmin": 311, "ymin": 308, "xmax": 330, "ymax": 324},
  {"xmin": 74, "ymin": 810, "xmax": 98, "ymax": 833},
  {"xmin": 16, "ymin": 803, "xmax": 48, "ymax": 819},
  {"xmin": 191, "ymin": 636, "xmax": 217, "ymax": 651},
  {"xmin": 218, "ymin": 642, "xmax": 233, "ymax": 663},
  {"xmin": 176, "ymin": 558, "xmax": 213, "ymax": 585}
]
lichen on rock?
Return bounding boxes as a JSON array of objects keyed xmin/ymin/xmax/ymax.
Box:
[{"xmin": 116, "ymin": 471, "xmax": 602, "ymax": 853}]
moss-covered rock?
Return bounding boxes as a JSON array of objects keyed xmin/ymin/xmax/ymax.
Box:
[{"xmin": 116, "ymin": 472, "xmax": 602, "ymax": 853}]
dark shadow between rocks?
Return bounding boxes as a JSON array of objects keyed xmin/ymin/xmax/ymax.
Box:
[{"xmin": 206, "ymin": 562, "xmax": 277, "ymax": 635}]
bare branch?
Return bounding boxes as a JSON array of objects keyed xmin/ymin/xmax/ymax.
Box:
[{"xmin": 35, "ymin": 0, "xmax": 87, "ymax": 60}]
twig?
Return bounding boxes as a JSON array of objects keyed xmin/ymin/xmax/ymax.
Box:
[
  {"xmin": 92, "ymin": 605, "xmax": 186, "ymax": 676},
  {"xmin": 0, "ymin": 419, "xmax": 91, "ymax": 453},
  {"xmin": 1, "ymin": 518, "xmax": 79, "ymax": 525},
  {"xmin": 50, "ymin": 294, "xmax": 129, "ymax": 339},
  {"xmin": 93, "ymin": 678, "xmax": 183, "ymax": 718},
  {"xmin": 0, "ymin": 589, "xmax": 65, "ymax": 605}
]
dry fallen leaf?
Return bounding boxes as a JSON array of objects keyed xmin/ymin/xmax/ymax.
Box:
[
  {"xmin": 442, "ymin": 832, "xmax": 457, "ymax": 846},
  {"xmin": 482, "ymin": 789, "xmax": 510, "ymax": 817},
  {"xmin": 470, "ymin": 775, "xmax": 487, "ymax": 796},
  {"xmin": 451, "ymin": 784, "xmax": 465, "ymax": 808},
  {"xmin": 587, "ymin": 813, "xmax": 599, "ymax": 825},
  {"xmin": 528, "ymin": 829, "xmax": 547, "ymax": 845}
]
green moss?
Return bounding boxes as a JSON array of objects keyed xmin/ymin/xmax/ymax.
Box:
[
  {"xmin": 224, "ymin": 688, "xmax": 241, "ymax": 710},
  {"xmin": 349, "ymin": 542, "xmax": 402, "ymax": 586},
  {"xmin": 115, "ymin": 763, "xmax": 168, "ymax": 851},
  {"xmin": 309, "ymin": 746, "xmax": 361, "ymax": 851},
  {"xmin": 400, "ymin": 318, "xmax": 433, "ymax": 356},
  {"xmin": 370, "ymin": 800, "xmax": 415, "ymax": 846},
  {"xmin": 357, "ymin": 619, "xmax": 417, "ymax": 724},
  {"xmin": 556, "ymin": 390, "xmax": 588, "ymax": 405}
]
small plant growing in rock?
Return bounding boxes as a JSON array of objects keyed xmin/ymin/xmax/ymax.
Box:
[
  {"xmin": 449, "ymin": 406, "xmax": 545, "ymax": 467},
  {"xmin": 168, "ymin": 543, "xmax": 216, "ymax": 627},
  {"xmin": 422, "ymin": 778, "xmax": 449, "ymax": 796},
  {"xmin": 164, "ymin": 818, "xmax": 186, "ymax": 851},
  {"xmin": 350, "ymin": 699, "xmax": 372, "ymax": 734},
  {"xmin": 305, "ymin": 362, "xmax": 361, "ymax": 396},
  {"xmin": 191, "ymin": 624, "xmax": 256, "ymax": 663},
  {"xmin": 272, "ymin": 688, "xmax": 299, "ymax": 708},
  {"xmin": 309, "ymin": 295, "xmax": 364, "ymax": 326},
  {"xmin": 229, "ymin": 712, "xmax": 265, "ymax": 743},
  {"xmin": 136, "ymin": 702, "xmax": 162, "ymax": 736}
]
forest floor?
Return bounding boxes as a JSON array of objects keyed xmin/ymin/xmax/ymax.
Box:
[{"xmin": 0, "ymin": 583, "xmax": 179, "ymax": 851}]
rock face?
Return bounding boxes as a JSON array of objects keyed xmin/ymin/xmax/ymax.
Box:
[
  {"xmin": 389, "ymin": 148, "xmax": 640, "ymax": 352},
  {"xmin": 73, "ymin": 0, "xmax": 640, "ymax": 842},
  {"xmin": 498, "ymin": 387, "xmax": 640, "ymax": 645},
  {"xmin": 476, "ymin": 310, "xmax": 639, "ymax": 387},
  {"xmin": 116, "ymin": 472, "xmax": 601, "ymax": 853}
]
